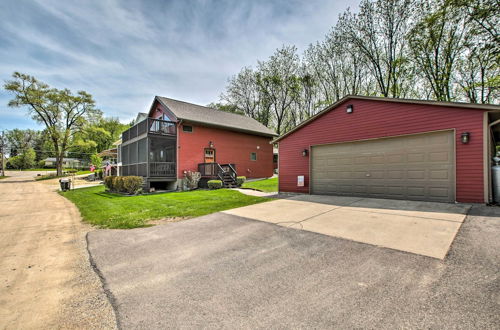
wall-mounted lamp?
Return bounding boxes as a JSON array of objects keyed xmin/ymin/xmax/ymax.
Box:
[
  {"xmin": 302, "ymin": 149, "xmax": 309, "ymax": 157},
  {"xmin": 208, "ymin": 141, "xmax": 214, "ymax": 148},
  {"xmin": 346, "ymin": 104, "xmax": 354, "ymax": 113},
  {"xmin": 461, "ymin": 132, "xmax": 470, "ymax": 144}
]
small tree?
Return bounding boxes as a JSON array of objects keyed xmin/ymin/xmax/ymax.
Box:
[
  {"xmin": 7, "ymin": 148, "xmax": 36, "ymax": 169},
  {"xmin": 90, "ymin": 153, "xmax": 103, "ymax": 169},
  {"xmin": 4, "ymin": 72, "xmax": 101, "ymax": 176}
]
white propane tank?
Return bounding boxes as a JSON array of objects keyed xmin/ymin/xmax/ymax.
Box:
[{"xmin": 492, "ymin": 157, "xmax": 500, "ymax": 203}]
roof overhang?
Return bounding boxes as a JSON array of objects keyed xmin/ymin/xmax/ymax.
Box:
[
  {"xmin": 272, "ymin": 95, "xmax": 500, "ymax": 143},
  {"xmin": 181, "ymin": 118, "xmax": 277, "ymax": 138}
]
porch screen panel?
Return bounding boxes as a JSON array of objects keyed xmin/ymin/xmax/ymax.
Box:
[
  {"xmin": 122, "ymin": 145, "xmax": 129, "ymax": 165},
  {"xmin": 149, "ymin": 138, "xmax": 176, "ymax": 162},
  {"xmin": 130, "ymin": 141, "xmax": 138, "ymax": 164},
  {"xmin": 138, "ymin": 138, "xmax": 147, "ymax": 163}
]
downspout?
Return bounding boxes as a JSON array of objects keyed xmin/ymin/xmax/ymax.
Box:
[{"xmin": 176, "ymin": 119, "xmax": 183, "ymax": 189}]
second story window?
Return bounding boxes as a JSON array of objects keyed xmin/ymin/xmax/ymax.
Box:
[
  {"xmin": 183, "ymin": 125, "xmax": 193, "ymax": 133},
  {"xmin": 250, "ymin": 152, "xmax": 257, "ymax": 161}
]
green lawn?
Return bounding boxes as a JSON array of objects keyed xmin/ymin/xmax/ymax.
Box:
[
  {"xmin": 20, "ymin": 169, "xmax": 90, "ymax": 174},
  {"xmin": 75, "ymin": 170, "xmax": 92, "ymax": 175},
  {"xmin": 60, "ymin": 186, "xmax": 270, "ymax": 229},
  {"xmin": 242, "ymin": 177, "xmax": 278, "ymax": 192}
]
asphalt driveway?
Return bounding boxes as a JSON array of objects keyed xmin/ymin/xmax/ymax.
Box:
[
  {"xmin": 88, "ymin": 205, "xmax": 499, "ymax": 329},
  {"xmin": 224, "ymin": 195, "xmax": 471, "ymax": 259}
]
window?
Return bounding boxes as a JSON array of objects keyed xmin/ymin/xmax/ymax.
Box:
[
  {"xmin": 183, "ymin": 125, "xmax": 193, "ymax": 132},
  {"xmin": 250, "ymin": 152, "xmax": 257, "ymax": 161},
  {"xmin": 204, "ymin": 148, "xmax": 215, "ymax": 163}
]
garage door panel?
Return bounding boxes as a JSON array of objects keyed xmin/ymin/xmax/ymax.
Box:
[{"xmin": 311, "ymin": 131, "xmax": 455, "ymax": 202}]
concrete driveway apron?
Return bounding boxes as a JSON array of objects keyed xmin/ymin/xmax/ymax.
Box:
[{"xmin": 222, "ymin": 195, "xmax": 471, "ymax": 259}]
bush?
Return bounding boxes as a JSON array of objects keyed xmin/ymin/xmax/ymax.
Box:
[
  {"xmin": 236, "ymin": 176, "xmax": 246, "ymax": 186},
  {"xmin": 123, "ymin": 176, "xmax": 143, "ymax": 194},
  {"xmin": 207, "ymin": 180, "xmax": 223, "ymax": 189},
  {"xmin": 104, "ymin": 176, "xmax": 114, "ymax": 191},
  {"xmin": 184, "ymin": 171, "xmax": 201, "ymax": 190},
  {"xmin": 104, "ymin": 176, "xmax": 143, "ymax": 194}
]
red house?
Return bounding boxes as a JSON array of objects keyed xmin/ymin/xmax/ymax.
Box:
[
  {"xmin": 274, "ymin": 96, "xmax": 500, "ymax": 203},
  {"xmin": 118, "ymin": 96, "xmax": 276, "ymax": 190}
]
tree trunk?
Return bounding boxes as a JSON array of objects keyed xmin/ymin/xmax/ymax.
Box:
[{"xmin": 56, "ymin": 153, "xmax": 63, "ymax": 176}]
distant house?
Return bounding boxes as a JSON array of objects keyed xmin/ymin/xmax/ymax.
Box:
[
  {"xmin": 44, "ymin": 157, "xmax": 83, "ymax": 168},
  {"xmin": 117, "ymin": 96, "xmax": 277, "ymax": 190}
]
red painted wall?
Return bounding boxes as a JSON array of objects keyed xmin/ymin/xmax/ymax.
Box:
[
  {"xmin": 177, "ymin": 124, "xmax": 274, "ymax": 179},
  {"xmin": 151, "ymin": 101, "xmax": 274, "ymax": 179},
  {"xmin": 278, "ymin": 99, "xmax": 486, "ymax": 203}
]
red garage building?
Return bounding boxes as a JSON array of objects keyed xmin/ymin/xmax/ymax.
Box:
[{"xmin": 274, "ymin": 96, "xmax": 500, "ymax": 203}]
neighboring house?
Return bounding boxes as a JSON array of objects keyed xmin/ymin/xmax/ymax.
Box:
[
  {"xmin": 118, "ymin": 96, "xmax": 277, "ymax": 190},
  {"xmin": 44, "ymin": 157, "xmax": 83, "ymax": 168},
  {"xmin": 274, "ymin": 96, "xmax": 500, "ymax": 204}
]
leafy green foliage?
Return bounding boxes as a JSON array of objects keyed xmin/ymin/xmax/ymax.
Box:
[
  {"xmin": 208, "ymin": 180, "xmax": 223, "ymax": 189},
  {"xmin": 4, "ymin": 72, "xmax": 101, "ymax": 175},
  {"xmin": 8, "ymin": 147, "xmax": 36, "ymax": 169},
  {"xmin": 90, "ymin": 153, "xmax": 103, "ymax": 167},
  {"xmin": 104, "ymin": 176, "xmax": 143, "ymax": 194},
  {"xmin": 60, "ymin": 186, "xmax": 269, "ymax": 229},
  {"xmin": 236, "ymin": 176, "xmax": 246, "ymax": 186}
]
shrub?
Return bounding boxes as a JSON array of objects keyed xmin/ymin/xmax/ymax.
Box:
[
  {"xmin": 207, "ymin": 180, "xmax": 223, "ymax": 189},
  {"xmin": 104, "ymin": 176, "xmax": 143, "ymax": 194},
  {"xmin": 104, "ymin": 176, "xmax": 114, "ymax": 191},
  {"xmin": 113, "ymin": 176, "xmax": 123, "ymax": 192},
  {"xmin": 122, "ymin": 176, "xmax": 143, "ymax": 194},
  {"xmin": 236, "ymin": 176, "xmax": 246, "ymax": 186},
  {"xmin": 184, "ymin": 171, "xmax": 201, "ymax": 190}
]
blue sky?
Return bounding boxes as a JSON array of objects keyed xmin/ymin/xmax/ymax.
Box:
[{"xmin": 0, "ymin": 0, "xmax": 359, "ymax": 130}]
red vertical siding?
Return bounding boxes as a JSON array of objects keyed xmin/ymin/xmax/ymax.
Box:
[
  {"xmin": 279, "ymin": 99, "xmax": 486, "ymax": 203},
  {"xmin": 177, "ymin": 124, "xmax": 274, "ymax": 179}
]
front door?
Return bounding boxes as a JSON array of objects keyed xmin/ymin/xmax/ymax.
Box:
[{"xmin": 204, "ymin": 148, "xmax": 215, "ymax": 163}]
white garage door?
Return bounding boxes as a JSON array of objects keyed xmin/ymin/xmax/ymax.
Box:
[{"xmin": 311, "ymin": 131, "xmax": 455, "ymax": 202}]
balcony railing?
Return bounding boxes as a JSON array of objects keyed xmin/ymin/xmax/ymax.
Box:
[
  {"xmin": 149, "ymin": 162, "xmax": 176, "ymax": 177},
  {"xmin": 122, "ymin": 118, "xmax": 176, "ymax": 143}
]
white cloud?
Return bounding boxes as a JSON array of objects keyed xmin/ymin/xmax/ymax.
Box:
[{"xmin": 0, "ymin": 0, "xmax": 360, "ymax": 129}]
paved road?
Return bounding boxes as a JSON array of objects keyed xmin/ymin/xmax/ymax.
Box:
[
  {"xmin": 89, "ymin": 205, "xmax": 500, "ymax": 329},
  {"xmin": 0, "ymin": 171, "xmax": 116, "ymax": 329}
]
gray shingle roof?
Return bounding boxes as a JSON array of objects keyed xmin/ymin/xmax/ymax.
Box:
[{"xmin": 156, "ymin": 96, "xmax": 277, "ymax": 137}]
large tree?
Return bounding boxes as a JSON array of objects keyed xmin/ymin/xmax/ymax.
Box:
[
  {"xmin": 4, "ymin": 129, "xmax": 40, "ymax": 157},
  {"xmin": 338, "ymin": 0, "xmax": 416, "ymax": 97},
  {"xmin": 408, "ymin": 0, "xmax": 469, "ymax": 101},
  {"xmin": 4, "ymin": 72, "xmax": 101, "ymax": 175},
  {"xmin": 256, "ymin": 45, "xmax": 302, "ymax": 135}
]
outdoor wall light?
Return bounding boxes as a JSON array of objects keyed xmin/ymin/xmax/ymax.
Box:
[
  {"xmin": 461, "ymin": 132, "xmax": 470, "ymax": 144},
  {"xmin": 346, "ymin": 104, "xmax": 354, "ymax": 113},
  {"xmin": 208, "ymin": 141, "xmax": 214, "ymax": 148},
  {"xmin": 302, "ymin": 149, "xmax": 309, "ymax": 157}
]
